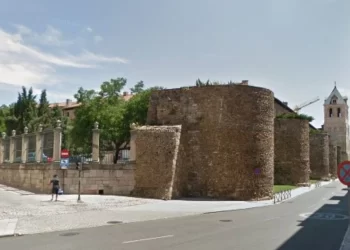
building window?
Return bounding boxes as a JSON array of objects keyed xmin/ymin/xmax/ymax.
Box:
[
  {"xmin": 66, "ymin": 112, "xmax": 70, "ymax": 117},
  {"xmin": 332, "ymin": 99, "xmax": 337, "ymax": 104},
  {"xmin": 338, "ymin": 108, "xmax": 341, "ymax": 117},
  {"xmin": 329, "ymin": 108, "xmax": 333, "ymax": 117}
]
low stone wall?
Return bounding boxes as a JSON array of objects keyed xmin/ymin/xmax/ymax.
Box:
[
  {"xmin": 309, "ymin": 133, "xmax": 330, "ymax": 180},
  {"xmin": 329, "ymin": 144, "xmax": 337, "ymax": 177},
  {"xmin": 0, "ymin": 162, "xmax": 135, "ymax": 195},
  {"xmin": 274, "ymin": 119, "xmax": 310, "ymax": 186},
  {"xmin": 132, "ymin": 125, "xmax": 182, "ymax": 200}
]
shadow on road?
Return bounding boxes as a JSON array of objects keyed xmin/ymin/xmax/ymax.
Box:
[{"xmin": 277, "ymin": 189, "xmax": 349, "ymax": 250}]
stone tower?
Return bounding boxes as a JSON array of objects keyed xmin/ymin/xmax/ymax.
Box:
[{"xmin": 323, "ymin": 85, "xmax": 349, "ymax": 161}]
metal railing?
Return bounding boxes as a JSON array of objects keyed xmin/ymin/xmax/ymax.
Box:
[
  {"xmin": 273, "ymin": 189, "xmax": 292, "ymax": 204},
  {"xmin": 42, "ymin": 129, "xmax": 54, "ymax": 162},
  {"xmin": 99, "ymin": 150, "xmax": 130, "ymax": 164},
  {"xmin": 14, "ymin": 136, "xmax": 22, "ymax": 163},
  {"xmin": 27, "ymin": 133, "xmax": 36, "ymax": 163},
  {"xmin": 315, "ymin": 181, "xmax": 321, "ymax": 188}
]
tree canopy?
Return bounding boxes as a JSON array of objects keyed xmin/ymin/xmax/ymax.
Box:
[
  {"xmin": 68, "ymin": 78, "xmax": 163, "ymax": 160},
  {"xmin": 0, "ymin": 78, "xmax": 163, "ymax": 163},
  {"xmin": 0, "ymin": 87, "xmax": 67, "ymax": 136}
]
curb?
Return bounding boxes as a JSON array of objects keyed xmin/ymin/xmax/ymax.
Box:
[{"xmin": 0, "ymin": 233, "xmax": 22, "ymax": 238}]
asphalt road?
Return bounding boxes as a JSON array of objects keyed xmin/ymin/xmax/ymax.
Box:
[{"xmin": 1, "ymin": 181, "xmax": 349, "ymax": 250}]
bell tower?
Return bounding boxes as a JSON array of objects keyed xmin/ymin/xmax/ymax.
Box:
[{"xmin": 323, "ymin": 83, "xmax": 349, "ymax": 161}]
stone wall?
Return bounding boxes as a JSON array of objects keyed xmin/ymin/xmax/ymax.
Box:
[
  {"xmin": 0, "ymin": 162, "xmax": 135, "ymax": 195},
  {"xmin": 132, "ymin": 125, "xmax": 182, "ymax": 200},
  {"xmin": 274, "ymin": 119, "xmax": 310, "ymax": 186},
  {"xmin": 329, "ymin": 144, "xmax": 337, "ymax": 177},
  {"xmin": 337, "ymin": 146, "xmax": 342, "ymax": 165},
  {"xmin": 146, "ymin": 85, "xmax": 275, "ymax": 200},
  {"xmin": 309, "ymin": 133, "xmax": 330, "ymax": 180}
]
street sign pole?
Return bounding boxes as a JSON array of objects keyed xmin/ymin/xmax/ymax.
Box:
[{"xmin": 77, "ymin": 167, "xmax": 81, "ymax": 202}]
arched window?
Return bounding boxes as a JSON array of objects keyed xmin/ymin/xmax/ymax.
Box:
[
  {"xmin": 329, "ymin": 108, "xmax": 333, "ymax": 117},
  {"xmin": 338, "ymin": 108, "xmax": 341, "ymax": 117}
]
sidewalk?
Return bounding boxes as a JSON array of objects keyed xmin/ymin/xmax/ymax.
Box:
[
  {"xmin": 0, "ymin": 180, "xmax": 335, "ymax": 236},
  {"xmin": 0, "ymin": 219, "xmax": 18, "ymax": 238}
]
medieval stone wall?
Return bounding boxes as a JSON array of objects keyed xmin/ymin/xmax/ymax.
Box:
[
  {"xmin": 146, "ymin": 85, "xmax": 274, "ymax": 200},
  {"xmin": 329, "ymin": 144, "xmax": 337, "ymax": 177},
  {"xmin": 0, "ymin": 162, "xmax": 135, "ymax": 195},
  {"xmin": 132, "ymin": 125, "xmax": 182, "ymax": 200},
  {"xmin": 274, "ymin": 119, "xmax": 310, "ymax": 186},
  {"xmin": 309, "ymin": 133, "xmax": 330, "ymax": 180},
  {"xmin": 337, "ymin": 146, "xmax": 342, "ymax": 165}
]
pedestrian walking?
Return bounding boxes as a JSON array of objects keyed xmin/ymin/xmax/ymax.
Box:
[{"xmin": 49, "ymin": 174, "xmax": 60, "ymax": 201}]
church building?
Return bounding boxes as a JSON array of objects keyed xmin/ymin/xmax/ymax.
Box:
[{"xmin": 323, "ymin": 85, "xmax": 350, "ymax": 161}]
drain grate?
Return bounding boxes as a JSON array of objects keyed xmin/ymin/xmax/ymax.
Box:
[
  {"xmin": 60, "ymin": 232, "xmax": 80, "ymax": 237},
  {"xmin": 220, "ymin": 220, "xmax": 232, "ymax": 222},
  {"xmin": 107, "ymin": 221, "xmax": 123, "ymax": 224}
]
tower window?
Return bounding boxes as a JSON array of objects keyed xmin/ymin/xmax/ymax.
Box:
[
  {"xmin": 329, "ymin": 108, "xmax": 333, "ymax": 117},
  {"xmin": 332, "ymin": 99, "xmax": 337, "ymax": 104},
  {"xmin": 338, "ymin": 108, "xmax": 341, "ymax": 117}
]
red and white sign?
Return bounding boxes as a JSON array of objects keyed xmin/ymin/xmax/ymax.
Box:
[{"xmin": 61, "ymin": 149, "xmax": 70, "ymax": 158}]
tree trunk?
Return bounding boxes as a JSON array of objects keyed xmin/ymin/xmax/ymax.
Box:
[{"xmin": 113, "ymin": 141, "xmax": 129, "ymax": 164}]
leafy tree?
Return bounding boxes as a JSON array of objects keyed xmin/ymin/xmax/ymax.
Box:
[
  {"xmin": 38, "ymin": 90, "xmax": 49, "ymax": 117},
  {"xmin": 3, "ymin": 87, "xmax": 38, "ymax": 134},
  {"xmin": 69, "ymin": 78, "xmax": 163, "ymax": 162},
  {"xmin": 1, "ymin": 87, "xmax": 68, "ymax": 136},
  {"xmin": 74, "ymin": 87, "xmax": 97, "ymax": 103},
  {"xmin": 130, "ymin": 81, "xmax": 145, "ymax": 94},
  {"xmin": 0, "ymin": 105, "xmax": 9, "ymax": 133}
]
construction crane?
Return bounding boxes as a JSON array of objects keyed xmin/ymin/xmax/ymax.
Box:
[{"xmin": 293, "ymin": 96, "xmax": 320, "ymax": 113}]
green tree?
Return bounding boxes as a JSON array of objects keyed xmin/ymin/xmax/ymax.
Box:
[
  {"xmin": 69, "ymin": 78, "xmax": 163, "ymax": 162},
  {"xmin": 130, "ymin": 81, "xmax": 145, "ymax": 94},
  {"xmin": 4, "ymin": 87, "xmax": 38, "ymax": 134},
  {"xmin": 0, "ymin": 105, "xmax": 9, "ymax": 133}
]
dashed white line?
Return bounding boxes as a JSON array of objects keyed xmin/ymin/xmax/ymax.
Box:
[{"xmin": 122, "ymin": 235, "xmax": 174, "ymax": 244}]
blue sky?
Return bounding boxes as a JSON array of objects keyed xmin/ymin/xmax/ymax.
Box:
[{"xmin": 0, "ymin": 0, "xmax": 349, "ymax": 127}]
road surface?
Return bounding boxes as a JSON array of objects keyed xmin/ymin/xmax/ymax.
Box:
[{"xmin": 1, "ymin": 181, "xmax": 348, "ymax": 250}]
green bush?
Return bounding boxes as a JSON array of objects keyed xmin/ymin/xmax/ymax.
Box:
[
  {"xmin": 310, "ymin": 129, "xmax": 323, "ymax": 134},
  {"xmin": 276, "ymin": 113, "xmax": 314, "ymax": 122}
]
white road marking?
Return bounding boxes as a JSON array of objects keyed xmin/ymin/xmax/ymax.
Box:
[{"xmin": 122, "ymin": 235, "xmax": 174, "ymax": 244}]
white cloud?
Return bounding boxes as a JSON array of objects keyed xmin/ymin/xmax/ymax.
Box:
[
  {"xmin": 14, "ymin": 24, "xmax": 73, "ymax": 47},
  {"xmin": 94, "ymin": 35, "xmax": 103, "ymax": 43},
  {"xmin": 86, "ymin": 27, "xmax": 93, "ymax": 32},
  {"xmin": 0, "ymin": 26, "xmax": 128, "ymax": 89}
]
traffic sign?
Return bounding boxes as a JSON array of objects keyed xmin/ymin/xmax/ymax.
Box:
[
  {"xmin": 61, "ymin": 149, "xmax": 70, "ymax": 158},
  {"xmin": 337, "ymin": 160, "xmax": 350, "ymax": 186}
]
